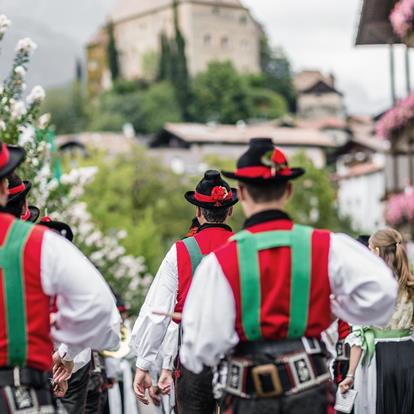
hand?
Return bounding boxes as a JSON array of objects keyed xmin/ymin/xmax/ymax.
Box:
[
  {"xmin": 52, "ymin": 351, "xmax": 74, "ymax": 383},
  {"xmin": 339, "ymin": 376, "xmax": 354, "ymax": 394},
  {"xmin": 133, "ymin": 368, "xmax": 152, "ymax": 405},
  {"xmin": 149, "ymin": 386, "xmax": 161, "ymax": 406},
  {"xmin": 53, "ymin": 380, "xmax": 68, "ymax": 398},
  {"xmin": 158, "ymin": 369, "xmax": 173, "ymax": 395}
]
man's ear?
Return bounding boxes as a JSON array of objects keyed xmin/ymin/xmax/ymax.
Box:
[
  {"xmin": 237, "ymin": 184, "xmax": 246, "ymax": 202},
  {"xmin": 0, "ymin": 178, "xmax": 8, "ymax": 206},
  {"xmin": 285, "ymin": 182, "xmax": 293, "ymax": 201},
  {"xmin": 195, "ymin": 206, "xmax": 202, "ymax": 218},
  {"xmin": 228, "ymin": 207, "xmax": 233, "ymax": 217}
]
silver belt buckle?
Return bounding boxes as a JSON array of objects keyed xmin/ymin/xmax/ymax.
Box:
[
  {"xmin": 285, "ymin": 352, "xmax": 316, "ymax": 394},
  {"xmin": 302, "ymin": 337, "xmax": 322, "ymax": 355},
  {"xmin": 225, "ymin": 359, "xmax": 251, "ymax": 399}
]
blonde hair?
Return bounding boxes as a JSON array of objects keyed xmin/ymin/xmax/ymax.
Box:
[{"xmin": 370, "ymin": 228, "xmax": 414, "ymax": 299}]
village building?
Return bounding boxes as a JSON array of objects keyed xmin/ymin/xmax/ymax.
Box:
[
  {"xmin": 294, "ymin": 70, "xmax": 346, "ymax": 121},
  {"xmin": 87, "ymin": 0, "xmax": 262, "ymax": 95}
]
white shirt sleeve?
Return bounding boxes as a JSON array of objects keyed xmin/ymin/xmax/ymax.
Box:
[
  {"xmin": 161, "ymin": 321, "xmax": 180, "ymax": 370},
  {"xmin": 180, "ymin": 254, "xmax": 239, "ymax": 374},
  {"xmin": 131, "ymin": 245, "xmax": 178, "ymax": 371},
  {"xmin": 72, "ymin": 348, "xmax": 91, "ymax": 373},
  {"xmin": 328, "ymin": 233, "xmax": 398, "ymax": 326},
  {"xmin": 41, "ymin": 230, "xmax": 121, "ymax": 360}
]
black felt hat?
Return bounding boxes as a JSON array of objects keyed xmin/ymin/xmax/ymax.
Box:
[
  {"xmin": 222, "ymin": 138, "xmax": 305, "ymax": 184},
  {"xmin": 0, "ymin": 143, "xmax": 25, "ymax": 180},
  {"xmin": 7, "ymin": 173, "xmax": 32, "ymax": 203},
  {"xmin": 184, "ymin": 170, "xmax": 238, "ymax": 209},
  {"xmin": 39, "ymin": 216, "xmax": 74, "ymax": 241}
]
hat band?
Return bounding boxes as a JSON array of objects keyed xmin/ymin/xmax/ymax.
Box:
[
  {"xmin": 21, "ymin": 208, "xmax": 30, "ymax": 221},
  {"xmin": 236, "ymin": 166, "xmax": 291, "ymax": 179},
  {"xmin": 194, "ymin": 190, "xmax": 233, "ymax": 206},
  {"xmin": 0, "ymin": 144, "xmax": 10, "ymax": 170},
  {"xmin": 8, "ymin": 182, "xmax": 25, "ymax": 195}
]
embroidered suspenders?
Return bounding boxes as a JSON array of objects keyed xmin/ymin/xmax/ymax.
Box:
[
  {"xmin": 182, "ymin": 237, "xmax": 204, "ymax": 277},
  {"xmin": 0, "ymin": 220, "xmax": 33, "ymax": 366},
  {"xmin": 232, "ymin": 224, "xmax": 313, "ymax": 341}
]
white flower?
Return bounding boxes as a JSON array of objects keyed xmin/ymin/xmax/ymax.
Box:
[
  {"xmin": 15, "ymin": 37, "xmax": 37, "ymax": 54},
  {"xmin": 14, "ymin": 66, "xmax": 26, "ymax": 78},
  {"xmin": 0, "ymin": 15, "xmax": 11, "ymax": 35},
  {"xmin": 0, "ymin": 120, "xmax": 5, "ymax": 131},
  {"xmin": 38, "ymin": 113, "xmax": 51, "ymax": 129},
  {"xmin": 26, "ymin": 85, "xmax": 45, "ymax": 105},
  {"xmin": 10, "ymin": 101, "xmax": 26, "ymax": 120},
  {"xmin": 18, "ymin": 126, "xmax": 35, "ymax": 146}
]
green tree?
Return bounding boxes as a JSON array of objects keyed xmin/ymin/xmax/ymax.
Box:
[
  {"xmin": 247, "ymin": 88, "xmax": 288, "ymax": 120},
  {"xmin": 286, "ymin": 152, "xmax": 353, "ymax": 232},
  {"xmin": 260, "ymin": 35, "xmax": 296, "ymax": 112},
  {"xmin": 107, "ymin": 21, "xmax": 120, "ymax": 82},
  {"xmin": 190, "ymin": 61, "xmax": 251, "ymax": 123},
  {"xmin": 88, "ymin": 81, "xmax": 182, "ymax": 133}
]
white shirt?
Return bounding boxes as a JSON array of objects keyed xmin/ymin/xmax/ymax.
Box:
[
  {"xmin": 180, "ymin": 233, "xmax": 398, "ymax": 374},
  {"xmin": 131, "ymin": 246, "xmax": 178, "ymax": 370},
  {"xmin": 40, "ymin": 230, "xmax": 121, "ymax": 360}
]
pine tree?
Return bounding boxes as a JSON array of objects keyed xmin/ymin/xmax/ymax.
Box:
[{"xmin": 107, "ymin": 21, "xmax": 120, "ymax": 82}]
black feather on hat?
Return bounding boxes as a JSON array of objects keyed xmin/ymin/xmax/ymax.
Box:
[
  {"xmin": 222, "ymin": 138, "xmax": 305, "ymax": 184},
  {"xmin": 185, "ymin": 170, "xmax": 238, "ymax": 209}
]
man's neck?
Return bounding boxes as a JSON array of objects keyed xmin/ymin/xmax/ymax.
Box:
[{"xmin": 247, "ymin": 202, "xmax": 286, "ymax": 218}]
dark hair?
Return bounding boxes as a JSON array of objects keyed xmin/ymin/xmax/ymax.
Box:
[
  {"xmin": 243, "ymin": 181, "xmax": 289, "ymax": 203},
  {"xmin": 4, "ymin": 198, "xmax": 25, "ymax": 218},
  {"xmin": 200, "ymin": 207, "xmax": 230, "ymax": 223},
  {"xmin": 370, "ymin": 228, "xmax": 414, "ymax": 299}
]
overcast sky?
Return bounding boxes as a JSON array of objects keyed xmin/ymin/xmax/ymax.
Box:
[{"xmin": 2, "ymin": 0, "xmax": 411, "ymax": 115}]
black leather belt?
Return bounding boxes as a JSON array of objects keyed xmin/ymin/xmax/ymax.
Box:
[
  {"xmin": 0, "ymin": 367, "xmax": 50, "ymax": 388},
  {"xmin": 226, "ymin": 338, "xmax": 330, "ymax": 399}
]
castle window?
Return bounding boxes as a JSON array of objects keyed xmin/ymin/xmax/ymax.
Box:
[
  {"xmin": 212, "ymin": 6, "xmax": 220, "ymax": 15},
  {"xmin": 221, "ymin": 36, "xmax": 229, "ymax": 48},
  {"xmin": 240, "ymin": 15, "xmax": 248, "ymax": 25},
  {"xmin": 204, "ymin": 34, "xmax": 212, "ymax": 46}
]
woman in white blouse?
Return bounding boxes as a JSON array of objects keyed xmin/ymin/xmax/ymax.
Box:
[{"xmin": 339, "ymin": 228, "xmax": 414, "ymax": 414}]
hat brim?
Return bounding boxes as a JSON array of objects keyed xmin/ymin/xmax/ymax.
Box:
[
  {"xmin": 184, "ymin": 188, "xmax": 239, "ymax": 209},
  {"xmin": 27, "ymin": 206, "xmax": 40, "ymax": 223},
  {"xmin": 222, "ymin": 168, "xmax": 305, "ymax": 184},
  {"xmin": 0, "ymin": 146, "xmax": 26, "ymax": 180},
  {"xmin": 8, "ymin": 180, "xmax": 32, "ymax": 203}
]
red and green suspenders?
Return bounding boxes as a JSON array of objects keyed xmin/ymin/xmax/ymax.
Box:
[
  {"xmin": 0, "ymin": 220, "xmax": 34, "ymax": 367},
  {"xmin": 232, "ymin": 224, "xmax": 313, "ymax": 341}
]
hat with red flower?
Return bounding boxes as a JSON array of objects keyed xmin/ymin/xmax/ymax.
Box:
[
  {"xmin": 185, "ymin": 170, "xmax": 238, "ymax": 209},
  {"xmin": 39, "ymin": 216, "xmax": 74, "ymax": 241},
  {"xmin": 222, "ymin": 138, "xmax": 305, "ymax": 184},
  {"xmin": 0, "ymin": 142, "xmax": 25, "ymax": 180}
]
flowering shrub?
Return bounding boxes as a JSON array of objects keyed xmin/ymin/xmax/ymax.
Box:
[
  {"xmin": 390, "ymin": 0, "xmax": 414, "ymax": 39},
  {"xmin": 376, "ymin": 92, "xmax": 414, "ymax": 139},
  {"xmin": 385, "ymin": 188, "xmax": 414, "ymax": 226},
  {"xmin": 0, "ymin": 15, "xmax": 150, "ymax": 310}
]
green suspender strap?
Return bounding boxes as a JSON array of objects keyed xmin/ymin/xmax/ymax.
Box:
[
  {"xmin": 233, "ymin": 224, "xmax": 313, "ymax": 341},
  {"xmin": 182, "ymin": 237, "xmax": 204, "ymax": 277},
  {"xmin": 0, "ymin": 220, "xmax": 33, "ymax": 366}
]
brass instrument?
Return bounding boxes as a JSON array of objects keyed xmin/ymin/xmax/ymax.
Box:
[{"xmin": 102, "ymin": 323, "xmax": 131, "ymax": 359}]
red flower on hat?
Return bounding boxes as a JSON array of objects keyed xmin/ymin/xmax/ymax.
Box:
[
  {"xmin": 271, "ymin": 148, "xmax": 287, "ymax": 165},
  {"xmin": 211, "ymin": 186, "xmax": 227, "ymax": 202}
]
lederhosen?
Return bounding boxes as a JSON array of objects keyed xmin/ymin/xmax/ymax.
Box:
[
  {"xmin": 0, "ymin": 215, "xmax": 64, "ymax": 413},
  {"xmin": 215, "ymin": 211, "xmax": 333, "ymax": 414},
  {"xmin": 175, "ymin": 224, "xmax": 233, "ymax": 414}
]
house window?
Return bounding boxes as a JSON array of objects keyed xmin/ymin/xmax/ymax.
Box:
[
  {"xmin": 204, "ymin": 34, "xmax": 212, "ymax": 46},
  {"xmin": 221, "ymin": 36, "xmax": 229, "ymax": 48}
]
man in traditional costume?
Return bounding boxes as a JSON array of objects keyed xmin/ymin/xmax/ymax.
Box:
[
  {"xmin": 132, "ymin": 170, "xmax": 238, "ymax": 413},
  {"xmin": 180, "ymin": 138, "xmax": 397, "ymax": 414},
  {"xmin": 0, "ymin": 142, "xmax": 121, "ymax": 413}
]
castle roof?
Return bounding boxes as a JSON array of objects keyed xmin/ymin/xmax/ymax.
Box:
[{"xmin": 111, "ymin": 0, "xmax": 246, "ymax": 24}]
